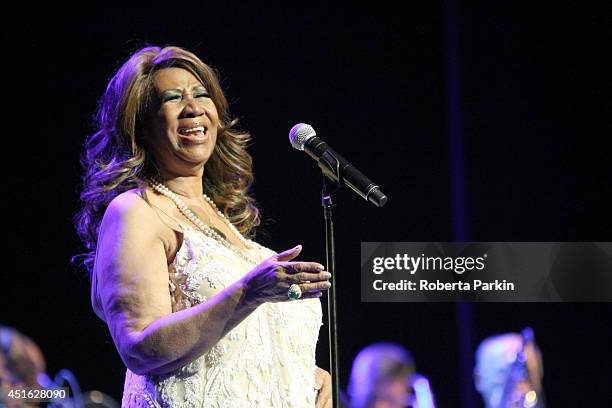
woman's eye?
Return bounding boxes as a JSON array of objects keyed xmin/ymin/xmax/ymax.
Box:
[
  {"xmin": 163, "ymin": 95, "xmax": 181, "ymax": 102},
  {"xmin": 195, "ymin": 93, "xmax": 210, "ymax": 99}
]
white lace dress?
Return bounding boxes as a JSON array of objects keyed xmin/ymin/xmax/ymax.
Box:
[{"xmin": 101, "ymin": 225, "xmax": 322, "ymax": 408}]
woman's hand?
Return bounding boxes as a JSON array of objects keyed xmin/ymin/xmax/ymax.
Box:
[
  {"xmin": 315, "ymin": 366, "xmax": 332, "ymax": 408},
  {"xmin": 241, "ymin": 245, "xmax": 331, "ymax": 307}
]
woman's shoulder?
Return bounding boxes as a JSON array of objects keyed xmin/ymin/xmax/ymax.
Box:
[
  {"xmin": 106, "ymin": 188, "xmax": 153, "ymax": 217},
  {"xmin": 101, "ymin": 189, "xmax": 161, "ymax": 234},
  {"xmin": 101, "ymin": 189, "xmax": 182, "ymax": 255}
]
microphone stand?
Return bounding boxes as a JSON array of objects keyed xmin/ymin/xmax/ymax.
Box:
[{"xmin": 322, "ymin": 175, "xmax": 341, "ymax": 407}]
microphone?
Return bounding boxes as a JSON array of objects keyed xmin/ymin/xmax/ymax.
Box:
[
  {"xmin": 409, "ymin": 373, "xmax": 436, "ymax": 408},
  {"xmin": 289, "ymin": 123, "xmax": 388, "ymax": 207}
]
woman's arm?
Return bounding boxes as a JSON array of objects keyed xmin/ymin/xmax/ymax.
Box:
[
  {"xmin": 95, "ymin": 192, "xmax": 259, "ymax": 375},
  {"xmin": 95, "ymin": 191, "xmax": 330, "ymax": 376}
]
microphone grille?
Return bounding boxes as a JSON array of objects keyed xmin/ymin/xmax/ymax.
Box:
[{"xmin": 289, "ymin": 123, "xmax": 316, "ymax": 150}]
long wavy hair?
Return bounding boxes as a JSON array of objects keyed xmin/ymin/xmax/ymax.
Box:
[{"xmin": 74, "ymin": 45, "xmax": 260, "ymax": 276}]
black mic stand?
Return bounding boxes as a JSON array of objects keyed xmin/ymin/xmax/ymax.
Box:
[{"xmin": 322, "ymin": 175, "xmax": 341, "ymax": 407}]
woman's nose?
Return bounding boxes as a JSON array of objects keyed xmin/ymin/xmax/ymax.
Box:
[{"xmin": 180, "ymin": 97, "xmax": 204, "ymax": 118}]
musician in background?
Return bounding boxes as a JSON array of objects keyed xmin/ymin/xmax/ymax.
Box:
[
  {"xmin": 474, "ymin": 329, "xmax": 544, "ymax": 408},
  {"xmin": 0, "ymin": 325, "xmax": 46, "ymax": 408},
  {"xmin": 347, "ymin": 342, "xmax": 435, "ymax": 408}
]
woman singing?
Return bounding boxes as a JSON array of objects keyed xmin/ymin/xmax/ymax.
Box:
[{"xmin": 75, "ymin": 45, "xmax": 332, "ymax": 407}]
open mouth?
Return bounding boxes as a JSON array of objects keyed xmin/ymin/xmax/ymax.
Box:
[
  {"xmin": 178, "ymin": 125, "xmax": 208, "ymax": 142},
  {"xmin": 178, "ymin": 125, "xmax": 207, "ymax": 135}
]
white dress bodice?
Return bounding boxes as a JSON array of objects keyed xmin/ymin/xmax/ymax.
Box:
[{"xmin": 119, "ymin": 225, "xmax": 322, "ymax": 408}]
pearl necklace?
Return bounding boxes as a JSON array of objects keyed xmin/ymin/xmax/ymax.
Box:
[{"xmin": 149, "ymin": 179, "xmax": 259, "ymax": 264}]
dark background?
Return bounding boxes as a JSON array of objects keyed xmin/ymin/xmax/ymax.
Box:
[{"xmin": 2, "ymin": 2, "xmax": 611, "ymax": 406}]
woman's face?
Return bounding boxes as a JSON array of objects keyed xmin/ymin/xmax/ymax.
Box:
[{"xmin": 147, "ymin": 67, "xmax": 219, "ymax": 175}]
